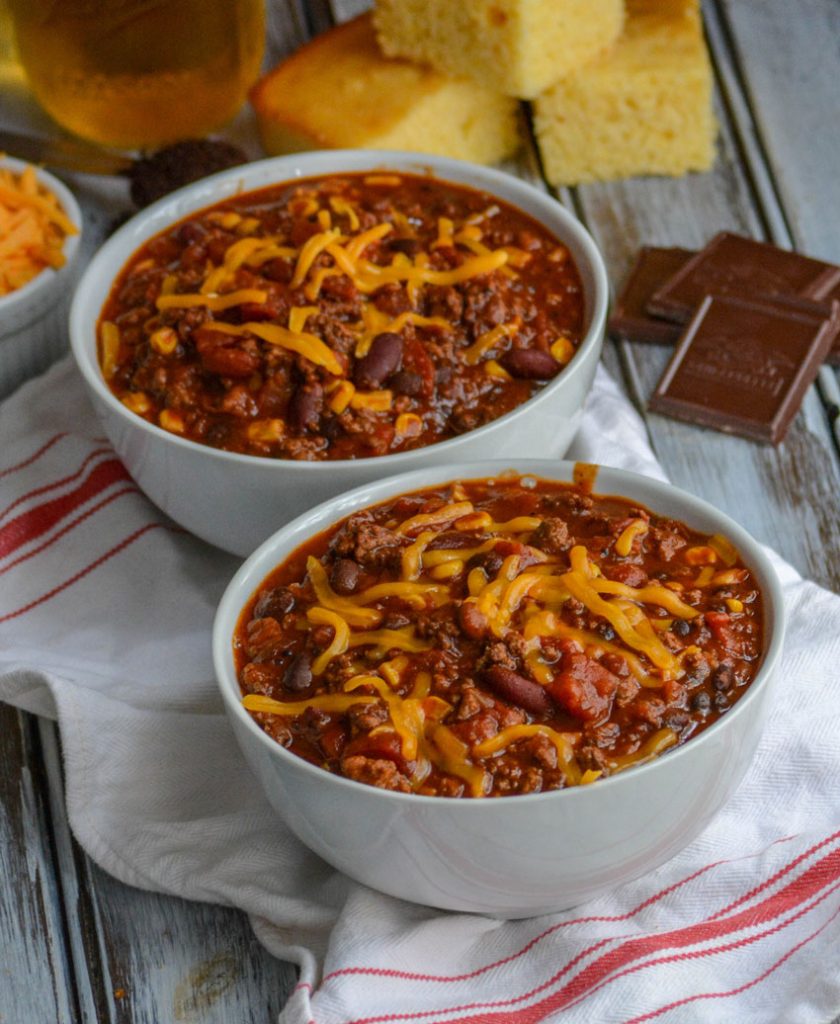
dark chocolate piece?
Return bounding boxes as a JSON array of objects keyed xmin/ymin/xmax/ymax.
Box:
[
  {"xmin": 608, "ymin": 247, "xmax": 695, "ymax": 344},
  {"xmin": 647, "ymin": 232, "xmax": 840, "ymax": 324},
  {"xmin": 649, "ymin": 293, "xmax": 840, "ymax": 445},
  {"xmin": 804, "ymin": 276, "xmax": 840, "ymax": 365}
]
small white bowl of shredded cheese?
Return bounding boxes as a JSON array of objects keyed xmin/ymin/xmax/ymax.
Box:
[{"xmin": 0, "ymin": 155, "xmax": 82, "ymax": 399}]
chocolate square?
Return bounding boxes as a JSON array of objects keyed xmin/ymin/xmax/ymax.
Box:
[
  {"xmin": 608, "ymin": 247, "xmax": 695, "ymax": 345},
  {"xmin": 649, "ymin": 293, "xmax": 840, "ymax": 444},
  {"xmin": 804, "ymin": 276, "xmax": 840, "ymax": 365},
  {"xmin": 647, "ymin": 232, "xmax": 840, "ymax": 324}
]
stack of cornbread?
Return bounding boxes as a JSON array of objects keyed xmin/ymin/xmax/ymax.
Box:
[{"xmin": 251, "ymin": 0, "xmax": 716, "ymax": 185}]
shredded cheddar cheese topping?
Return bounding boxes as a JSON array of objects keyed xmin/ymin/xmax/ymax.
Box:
[
  {"xmin": 0, "ymin": 161, "xmax": 78, "ymax": 296},
  {"xmin": 238, "ymin": 474, "xmax": 759, "ymax": 798}
]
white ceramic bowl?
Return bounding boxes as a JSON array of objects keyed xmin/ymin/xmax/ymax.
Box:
[
  {"xmin": 213, "ymin": 459, "xmax": 785, "ymax": 918},
  {"xmin": 69, "ymin": 151, "xmax": 608, "ymax": 556},
  {"xmin": 0, "ymin": 156, "xmax": 82, "ymax": 399}
]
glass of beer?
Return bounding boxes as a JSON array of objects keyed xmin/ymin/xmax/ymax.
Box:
[{"xmin": 8, "ymin": 0, "xmax": 265, "ymax": 149}]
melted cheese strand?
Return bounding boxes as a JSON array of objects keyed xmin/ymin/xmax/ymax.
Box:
[{"xmin": 307, "ymin": 607, "xmax": 350, "ymax": 675}]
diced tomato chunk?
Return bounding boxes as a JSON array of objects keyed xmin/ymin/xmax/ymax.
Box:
[{"xmin": 547, "ymin": 644, "xmax": 620, "ymax": 724}]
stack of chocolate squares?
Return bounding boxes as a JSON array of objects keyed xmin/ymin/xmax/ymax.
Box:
[{"xmin": 609, "ymin": 233, "xmax": 840, "ymax": 444}]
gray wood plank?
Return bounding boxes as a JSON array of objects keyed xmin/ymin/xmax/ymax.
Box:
[
  {"xmin": 713, "ymin": 0, "xmax": 840, "ymax": 474},
  {"xmin": 35, "ymin": 709, "xmax": 299, "ymax": 1024},
  {"xmin": 0, "ymin": 706, "xmax": 78, "ymax": 1024}
]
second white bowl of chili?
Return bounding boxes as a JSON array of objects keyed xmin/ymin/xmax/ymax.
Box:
[
  {"xmin": 213, "ymin": 459, "xmax": 784, "ymax": 917},
  {"xmin": 70, "ymin": 150, "xmax": 607, "ymax": 556}
]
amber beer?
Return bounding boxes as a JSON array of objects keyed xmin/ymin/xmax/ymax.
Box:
[{"xmin": 8, "ymin": 0, "xmax": 265, "ymax": 148}]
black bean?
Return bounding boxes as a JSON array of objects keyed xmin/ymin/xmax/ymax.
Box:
[
  {"xmin": 331, "ymin": 557, "xmax": 360, "ymax": 595},
  {"xmin": 253, "ymin": 586, "xmax": 295, "ymax": 619},
  {"xmin": 288, "ymin": 384, "xmax": 322, "ymax": 433},
  {"xmin": 690, "ymin": 691, "xmax": 711, "ymax": 714},
  {"xmin": 390, "ymin": 370, "xmax": 424, "ymax": 397},
  {"xmin": 283, "ymin": 653, "xmax": 313, "ymax": 692},
  {"xmin": 714, "ymin": 692, "xmax": 730, "ymax": 711},
  {"xmin": 389, "ymin": 237, "xmax": 421, "ymax": 256},
  {"xmin": 354, "ymin": 332, "xmax": 403, "ymax": 389},
  {"xmin": 711, "ymin": 663, "xmax": 735, "ymax": 692},
  {"xmin": 502, "ymin": 348, "xmax": 562, "ymax": 380},
  {"xmin": 672, "ymin": 618, "xmax": 692, "ymax": 638}
]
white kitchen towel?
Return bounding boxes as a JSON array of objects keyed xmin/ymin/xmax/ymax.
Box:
[{"xmin": 1, "ymin": 356, "xmax": 838, "ymax": 1024}]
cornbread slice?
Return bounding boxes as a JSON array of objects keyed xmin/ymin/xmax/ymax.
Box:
[
  {"xmin": 250, "ymin": 14, "xmax": 520, "ymax": 165},
  {"xmin": 533, "ymin": 0, "xmax": 716, "ymax": 186},
  {"xmin": 373, "ymin": 0, "xmax": 625, "ymax": 100}
]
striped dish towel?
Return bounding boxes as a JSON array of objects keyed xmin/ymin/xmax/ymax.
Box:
[{"xmin": 0, "ymin": 357, "xmax": 838, "ymax": 1024}]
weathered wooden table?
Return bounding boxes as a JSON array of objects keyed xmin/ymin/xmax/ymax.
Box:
[{"xmin": 2, "ymin": 1, "xmax": 839, "ymax": 1020}]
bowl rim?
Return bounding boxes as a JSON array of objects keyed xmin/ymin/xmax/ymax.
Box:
[
  {"xmin": 212, "ymin": 458, "xmax": 786, "ymax": 808},
  {"xmin": 0, "ymin": 155, "xmax": 83, "ymax": 317},
  {"xmin": 69, "ymin": 149, "xmax": 609, "ymax": 472}
]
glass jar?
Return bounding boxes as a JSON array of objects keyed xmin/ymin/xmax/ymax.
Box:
[{"xmin": 8, "ymin": 0, "xmax": 265, "ymax": 148}]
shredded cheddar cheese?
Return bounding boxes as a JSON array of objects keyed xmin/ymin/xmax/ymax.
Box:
[{"xmin": 0, "ymin": 162, "xmax": 78, "ymax": 296}]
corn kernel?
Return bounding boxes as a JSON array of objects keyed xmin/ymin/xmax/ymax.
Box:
[
  {"xmin": 219, "ymin": 212, "xmax": 241, "ymax": 230},
  {"xmin": 431, "ymin": 561, "xmax": 463, "ymax": 580},
  {"xmin": 350, "ymin": 389, "xmax": 392, "ymax": 412},
  {"xmin": 394, "ymin": 412, "xmax": 423, "ymax": 440},
  {"xmin": 160, "ymin": 274, "xmax": 178, "ymax": 296},
  {"xmin": 550, "ymin": 336, "xmax": 575, "ymax": 364},
  {"xmin": 685, "ymin": 546, "xmax": 718, "ymax": 566},
  {"xmin": 121, "ymin": 392, "xmax": 152, "ymax": 415},
  {"xmin": 317, "ymin": 208, "xmax": 332, "ymax": 230},
  {"xmin": 159, "ymin": 409, "xmax": 185, "ymax": 434},
  {"xmin": 694, "ymin": 566, "xmax": 715, "ymax": 587},
  {"xmin": 484, "ymin": 359, "xmax": 512, "ymax": 380},
  {"xmin": 149, "ymin": 326, "xmax": 178, "ymax": 355},
  {"xmin": 726, "ymin": 598, "xmax": 744, "ymax": 613},
  {"xmin": 247, "ymin": 419, "xmax": 285, "ymax": 443},
  {"xmin": 329, "ymin": 380, "xmax": 356, "ymax": 414}
]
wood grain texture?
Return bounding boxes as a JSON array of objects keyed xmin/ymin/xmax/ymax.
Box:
[
  {"xmin": 570, "ymin": 9, "xmax": 840, "ymax": 592},
  {"xmin": 0, "ymin": 707, "xmax": 77, "ymax": 1024}
]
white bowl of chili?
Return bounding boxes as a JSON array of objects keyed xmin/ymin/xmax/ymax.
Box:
[
  {"xmin": 213, "ymin": 459, "xmax": 784, "ymax": 917},
  {"xmin": 0, "ymin": 156, "xmax": 82, "ymax": 399},
  {"xmin": 69, "ymin": 150, "xmax": 607, "ymax": 556}
]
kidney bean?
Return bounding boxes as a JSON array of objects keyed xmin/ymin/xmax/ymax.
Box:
[
  {"xmin": 283, "ymin": 653, "xmax": 313, "ymax": 692},
  {"xmin": 331, "ymin": 557, "xmax": 360, "ymax": 595},
  {"xmin": 288, "ymin": 383, "xmax": 323, "ymax": 433},
  {"xmin": 502, "ymin": 348, "xmax": 562, "ymax": 380},
  {"xmin": 458, "ymin": 602, "xmax": 489, "ymax": 640},
  {"xmin": 466, "ymin": 550, "xmax": 504, "ymax": 577},
  {"xmin": 354, "ymin": 332, "xmax": 403, "ymax": 389},
  {"xmin": 253, "ymin": 586, "xmax": 295, "ymax": 619},
  {"xmin": 195, "ymin": 331, "xmax": 261, "ymax": 378},
  {"xmin": 483, "ymin": 666, "xmax": 553, "ymax": 716},
  {"xmin": 390, "ymin": 370, "xmax": 424, "ymax": 397}
]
